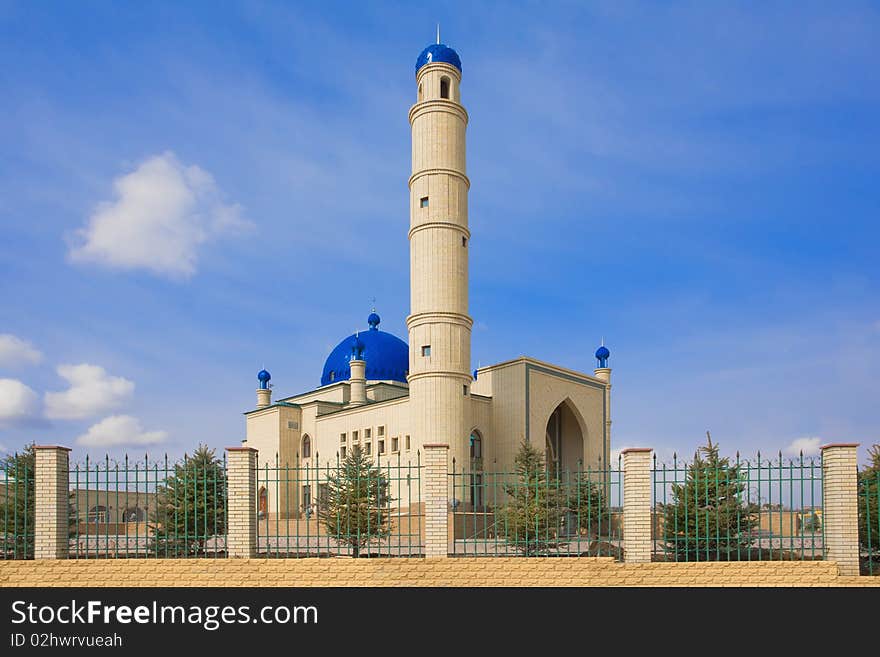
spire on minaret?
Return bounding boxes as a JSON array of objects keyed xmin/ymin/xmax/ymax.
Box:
[{"xmin": 437, "ymin": 23, "xmax": 441, "ymax": 44}]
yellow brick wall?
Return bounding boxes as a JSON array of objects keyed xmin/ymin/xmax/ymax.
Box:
[{"xmin": 2, "ymin": 558, "xmax": 878, "ymax": 588}]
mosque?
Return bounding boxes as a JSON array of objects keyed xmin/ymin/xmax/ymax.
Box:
[{"xmin": 243, "ymin": 39, "xmax": 613, "ymax": 514}]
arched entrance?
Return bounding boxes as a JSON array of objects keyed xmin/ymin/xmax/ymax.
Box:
[{"xmin": 545, "ymin": 399, "xmax": 585, "ymax": 474}]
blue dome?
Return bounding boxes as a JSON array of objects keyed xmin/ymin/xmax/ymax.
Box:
[
  {"xmin": 368, "ymin": 312, "xmax": 381, "ymax": 329},
  {"xmin": 257, "ymin": 369, "xmax": 271, "ymax": 389},
  {"xmin": 416, "ymin": 43, "xmax": 462, "ymax": 73},
  {"xmin": 595, "ymin": 346, "xmax": 610, "ymax": 360},
  {"xmin": 321, "ymin": 314, "xmax": 409, "ymax": 386}
]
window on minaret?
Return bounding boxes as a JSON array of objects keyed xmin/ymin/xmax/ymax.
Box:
[
  {"xmin": 462, "ymin": 236, "xmax": 467, "ymax": 247},
  {"xmin": 420, "ymin": 196, "xmax": 429, "ymax": 208},
  {"xmin": 421, "ymin": 345, "xmax": 431, "ymax": 357},
  {"xmin": 418, "ymin": 83, "xmax": 423, "ymax": 102},
  {"xmin": 440, "ymin": 77, "xmax": 450, "ymax": 99}
]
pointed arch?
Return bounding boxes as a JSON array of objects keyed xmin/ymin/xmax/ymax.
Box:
[{"xmin": 543, "ymin": 397, "xmax": 587, "ymax": 474}]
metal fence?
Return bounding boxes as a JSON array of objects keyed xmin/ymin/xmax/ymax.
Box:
[
  {"xmin": 449, "ymin": 457, "xmax": 623, "ymax": 558},
  {"xmin": 68, "ymin": 452, "xmax": 227, "ymax": 558},
  {"xmin": 1, "ymin": 452, "xmax": 33, "ymax": 560},
  {"xmin": 860, "ymin": 467, "xmax": 880, "ymax": 575},
  {"xmin": 652, "ymin": 452, "xmax": 823, "ymax": 562},
  {"xmin": 256, "ymin": 452, "xmax": 423, "ymax": 557}
]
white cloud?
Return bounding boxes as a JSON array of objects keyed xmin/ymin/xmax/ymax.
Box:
[
  {"xmin": 0, "ymin": 334, "xmax": 43, "ymax": 368},
  {"xmin": 44, "ymin": 364, "xmax": 134, "ymax": 420},
  {"xmin": 68, "ymin": 151, "xmax": 251, "ymax": 278},
  {"xmin": 75, "ymin": 415, "xmax": 168, "ymax": 447},
  {"xmin": 783, "ymin": 436, "xmax": 822, "ymax": 457},
  {"xmin": 0, "ymin": 379, "xmax": 39, "ymax": 422}
]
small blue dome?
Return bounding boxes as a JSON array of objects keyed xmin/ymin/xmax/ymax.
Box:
[
  {"xmin": 416, "ymin": 43, "xmax": 462, "ymax": 73},
  {"xmin": 368, "ymin": 312, "xmax": 381, "ymax": 329},
  {"xmin": 595, "ymin": 346, "xmax": 610, "ymax": 360},
  {"xmin": 257, "ymin": 369, "xmax": 271, "ymax": 389},
  {"xmin": 321, "ymin": 313, "xmax": 409, "ymax": 386}
]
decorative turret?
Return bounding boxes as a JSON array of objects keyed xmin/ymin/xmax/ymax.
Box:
[
  {"xmin": 256, "ymin": 369, "xmax": 272, "ymax": 408},
  {"xmin": 349, "ymin": 335, "xmax": 367, "ymax": 407}
]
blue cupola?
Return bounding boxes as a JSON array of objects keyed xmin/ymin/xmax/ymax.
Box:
[
  {"xmin": 257, "ymin": 369, "xmax": 271, "ymax": 389},
  {"xmin": 595, "ymin": 345, "xmax": 610, "ymax": 368},
  {"xmin": 416, "ymin": 43, "xmax": 462, "ymax": 73},
  {"xmin": 321, "ymin": 311, "xmax": 409, "ymax": 386}
]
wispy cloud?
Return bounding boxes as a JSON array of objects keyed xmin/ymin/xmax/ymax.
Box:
[
  {"xmin": 784, "ymin": 437, "xmax": 822, "ymax": 457},
  {"xmin": 44, "ymin": 364, "xmax": 134, "ymax": 420},
  {"xmin": 0, "ymin": 378, "xmax": 39, "ymax": 423},
  {"xmin": 75, "ymin": 415, "xmax": 167, "ymax": 447},
  {"xmin": 0, "ymin": 334, "xmax": 43, "ymax": 368},
  {"xmin": 68, "ymin": 151, "xmax": 252, "ymax": 279}
]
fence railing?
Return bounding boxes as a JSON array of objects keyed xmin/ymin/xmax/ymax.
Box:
[
  {"xmin": 449, "ymin": 457, "xmax": 623, "ymax": 558},
  {"xmin": 860, "ymin": 468, "xmax": 880, "ymax": 575},
  {"xmin": 255, "ymin": 452, "xmax": 423, "ymax": 558},
  {"xmin": 652, "ymin": 452, "xmax": 823, "ymax": 562},
  {"xmin": 1, "ymin": 453, "xmax": 33, "ymax": 560},
  {"xmin": 68, "ymin": 453, "xmax": 227, "ymax": 558}
]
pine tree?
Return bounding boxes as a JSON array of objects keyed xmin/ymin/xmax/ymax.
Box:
[
  {"xmin": 858, "ymin": 444, "xmax": 880, "ymax": 571},
  {"xmin": 150, "ymin": 445, "xmax": 227, "ymax": 556},
  {"xmin": 497, "ymin": 441, "xmax": 563, "ymax": 555},
  {"xmin": 318, "ymin": 446, "xmax": 391, "ymax": 557},
  {"xmin": 660, "ymin": 433, "xmax": 758, "ymax": 561},
  {"xmin": 564, "ymin": 471, "xmax": 612, "ymax": 537},
  {"xmin": 1, "ymin": 444, "xmax": 35, "ymax": 559}
]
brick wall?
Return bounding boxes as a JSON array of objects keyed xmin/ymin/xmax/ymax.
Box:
[{"xmin": 2, "ymin": 558, "xmax": 877, "ymax": 588}]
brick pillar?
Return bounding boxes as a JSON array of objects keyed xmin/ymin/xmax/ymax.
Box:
[
  {"xmin": 34, "ymin": 445, "xmax": 71, "ymax": 560},
  {"xmin": 622, "ymin": 448, "xmax": 653, "ymax": 563},
  {"xmin": 821, "ymin": 443, "xmax": 859, "ymax": 576},
  {"xmin": 423, "ymin": 444, "xmax": 449, "ymax": 558},
  {"xmin": 226, "ymin": 447, "xmax": 258, "ymax": 558}
]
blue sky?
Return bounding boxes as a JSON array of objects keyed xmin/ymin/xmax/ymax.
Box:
[{"xmin": 1, "ymin": 1, "xmax": 878, "ymax": 465}]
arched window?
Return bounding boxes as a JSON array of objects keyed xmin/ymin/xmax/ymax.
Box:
[
  {"xmin": 418, "ymin": 83, "xmax": 423, "ymax": 101},
  {"xmin": 302, "ymin": 434, "xmax": 311, "ymax": 459},
  {"xmin": 440, "ymin": 76, "xmax": 450, "ymax": 99},
  {"xmin": 87, "ymin": 505, "xmax": 107, "ymax": 523},
  {"xmin": 258, "ymin": 486, "xmax": 267, "ymax": 518},
  {"xmin": 469, "ymin": 431, "xmax": 482, "ymax": 459}
]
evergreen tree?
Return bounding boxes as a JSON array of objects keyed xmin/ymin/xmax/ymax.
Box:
[
  {"xmin": 1, "ymin": 444, "xmax": 35, "ymax": 559},
  {"xmin": 497, "ymin": 441, "xmax": 563, "ymax": 555},
  {"xmin": 858, "ymin": 444, "xmax": 880, "ymax": 570},
  {"xmin": 318, "ymin": 447, "xmax": 391, "ymax": 557},
  {"xmin": 660, "ymin": 434, "xmax": 758, "ymax": 561},
  {"xmin": 564, "ymin": 471, "xmax": 611, "ymax": 537},
  {"xmin": 150, "ymin": 445, "xmax": 227, "ymax": 556}
]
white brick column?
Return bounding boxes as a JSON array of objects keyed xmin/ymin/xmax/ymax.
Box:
[
  {"xmin": 622, "ymin": 448, "xmax": 653, "ymax": 563},
  {"xmin": 821, "ymin": 443, "xmax": 859, "ymax": 576},
  {"xmin": 226, "ymin": 447, "xmax": 258, "ymax": 558},
  {"xmin": 423, "ymin": 444, "xmax": 449, "ymax": 558},
  {"xmin": 34, "ymin": 445, "xmax": 71, "ymax": 560}
]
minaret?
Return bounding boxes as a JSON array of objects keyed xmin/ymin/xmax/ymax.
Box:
[{"xmin": 407, "ymin": 40, "xmax": 471, "ymax": 461}]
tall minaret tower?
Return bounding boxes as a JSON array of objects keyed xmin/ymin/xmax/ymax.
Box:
[{"xmin": 407, "ymin": 39, "xmax": 471, "ymax": 462}]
